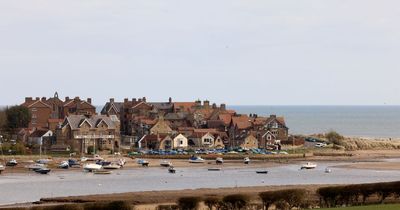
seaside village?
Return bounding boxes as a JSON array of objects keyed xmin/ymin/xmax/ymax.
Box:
[{"xmin": 15, "ymin": 92, "xmax": 292, "ymax": 155}]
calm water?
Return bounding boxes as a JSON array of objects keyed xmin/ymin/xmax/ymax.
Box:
[
  {"xmin": 1, "ymin": 161, "xmax": 400, "ymax": 205},
  {"xmin": 229, "ymin": 106, "xmax": 400, "ymax": 138}
]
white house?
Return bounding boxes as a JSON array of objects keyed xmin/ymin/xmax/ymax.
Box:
[
  {"xmin": 173, "ymin": 134, "xmax": 188, "ymax": 149},
  {"xmin": 201, "ymin": 132, "xmax": 215, "ymax": 148}
]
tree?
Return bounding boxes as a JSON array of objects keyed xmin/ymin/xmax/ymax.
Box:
[
  {"xmin": 204, "ymin": 197, "xmax": 220, "ymax": 210},
  {"xmin": 325, "ymin": 130, "xmax": 344, "ymax": 145},
  {"xmin": 259, "ymin": 191, "xmax": 276, "ymax": 210},
  {"xmin": 5, "ymin": 106, "xmax": 31, "ymax": 130},
  {"xmin": 222, "ymin": 194, "xmax": 249, "ymax": 210},
  {"xmin": 0, "ymin": 108, "xmax": 7, "ymax": 130}
]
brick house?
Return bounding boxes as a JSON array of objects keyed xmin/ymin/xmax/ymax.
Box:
[{"xmin": 55, "ymin": 115, "xmax": 120, "ymax": 154}]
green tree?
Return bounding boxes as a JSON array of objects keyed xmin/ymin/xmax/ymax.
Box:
[
  {"xmin": 177, "ymin": 196, "xmax": 201, "ymax": 210},
  {"xmin": 0, "ymin": 108, "xmax": 7, "ymax": 130},
  {"xmin": 5, "ymin": 106, "xmax": 31, "ymax": 131}
]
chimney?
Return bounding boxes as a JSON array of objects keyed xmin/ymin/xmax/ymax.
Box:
[
  {"xmin": 74, "ymin": 97, "xmax": 79, "ymax": 102},
  {"xmin": 25, "ymin": 97, "xmax": 33, "ymax": 103},
  {"xmin": 132, "ymin": 98, "xmax": 137, "ymax": 103},
  {"xmin": 41, "ymin": 97, "xmax": 47, "ymax": 101},
  {"xmin": 169, "ymin": 97, "xmax": 172, "ymax": 103},
  {"xmin": 142, "ymin": 97, "xmax": 146, "ymax": 102},
  {"xmin": 65, "ymin": 96, "xmax": 70, "ymax": 101},
  {"xmin": 270, "ymin": 114, "xmax": 276, "ymax": 118},
  {"xmin": 195, "ymin": 100, "xmax": 201, "ymax": 108},
  {"xmin": 124, "ymin": 98, "xmax": 128, "ymax": 103},
  {"xmin": 138, "ymin": 98, "xmax": 142, "ymax": 102},
  {"xmin": 110, "ymin": 98, "xmax": 114, "ymax": 103},
  {"xmin": 35, "ymin": 97, "xmax": 40, "ymax": 100},
  {"xmin": 87, "ymin": 98, "xmax": 92, "ymax": 104},
  {"xmin": 220, "ymin": 103, "xmax": 226, "ymax": 111},
  {"xmin": 204, "ymin": 100, "xmax": 210, "ymax": 109},
  {"xmin": 212, "ymin": 103, "xmax": 217, "ymax": 109}
]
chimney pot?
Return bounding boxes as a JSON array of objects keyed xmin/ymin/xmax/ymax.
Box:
[
  {"xmin": 65, "ymin": 97, "xmax": 70, "ymax": 101},
  {"xmin": 41, "ymin": 97, "xmax": 46, "ymax": 101},
  {"xmin": 169, "ymin": 97, "xmax": 172, "ymax": 103},
  {"xmin": 142, "ymin": 97, "xmax": 146, "ymax": 102},
  {"xmin": 220, "ymin": 103, "xmax": 226, "ymax": 111},
  {"xmin": 35, "ymin": 97, "xmax": 40, "ymax": 100},
  {"xmin": 124, "ymin": 98, "xmax": 128, "ymax": 103},
  {"xmin": 25, "ymin": 97, "xmax": 32, "ymax": 102},
  {"xmin": 87, "ymin": 98, "xmax": 92, "ymax": 104},
  {"xmin": 110, "ymin": 98, "xmax": 114, "ymax": 103},
  {"xmin": 132, "ymin": 98, "xmax": 137, "ymax": 102}
]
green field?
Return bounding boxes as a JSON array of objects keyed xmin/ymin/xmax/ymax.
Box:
[{"xmin": 319, "ymin": 204, "xmax": 400, "ymax": 210}]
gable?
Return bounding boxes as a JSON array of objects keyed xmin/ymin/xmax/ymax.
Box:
[
  {"xmin": 79, "ymin": 119, "xmax": 92, "ymax": 128},
  {"xmin": 29, "ymin": 100, "xmax": 51, "ymax": 109}
]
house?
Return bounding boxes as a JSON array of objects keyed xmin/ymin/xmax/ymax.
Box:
[
  {"xmin": 62, "ymin": 97, "xmax": 96, "ymax": 117},
  {"xmin": 55, "ymin": 115, "xmax": 120, "ymax": 154},
  {"xmin": 138, "ymin": 134, "xmax": 173, "ymax": 150},
  {"xmin": 101, "ymin": 98, "xmax": 124, "ymax": 117},
  {"xmin": 150, "ymin": 116, "xmax": 173, "ymax": 135},
  {"xmin": 240, "ymin": 134, "xmax": 258, "ymax": 149},
  {"xmin": 21, "ymin": 97, "xmax": 52, "ymax": 129},
  {"xmin": 28, "ymin": 129, "xmax": 54, "ymax": 152},
  {"xmin": 173, "ymin": 134, "xmax": 188, "ymax": 149}
]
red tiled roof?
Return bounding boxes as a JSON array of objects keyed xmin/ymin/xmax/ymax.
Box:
[
  {"xmin": 173, "ymin": 102, "xmax": 196, "ymax": 112},
  {"xmin": 218, "ymin": 114, "xmax": 232, "ymax": 125}
]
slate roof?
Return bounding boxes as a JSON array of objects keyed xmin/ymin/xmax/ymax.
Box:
[
  {"xmin": 101, "ymin": 102, "xmax": 124, "ymax": 114},
  {"xmin": 64, "ymin": 115, "xmax": 119, "ymax": 130}
]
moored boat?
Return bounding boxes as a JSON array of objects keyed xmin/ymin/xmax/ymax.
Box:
[
  {"xmin": 244, "ymin": 157, "xmax": 250, "ymax": 164},
  {"xmin": 189, "ymin": 156, "xmax": 205, "ymax": 163},
  {"xmin": 301, "ymin": 162, "xmax": 317, "ymax": 170},
  {"xmin": 256, "ymin": 170, "xmax": 268, "ymax": 174},
  {"xmin": 216, "ymin": 157, "xmax": 224, "ymax": 164},
  {"xmin": 59, "ymin": 161, "xmax": 69, "ymax": 169},
  {"xmin": 325, "ymin": 167, "xmax": 332, "ymax": 173},
  {"xmin": 208, "ymin": 168, "xmax": 221, "ymax": 171},
  {"xmin": 137, "ymin": 159, "xmax": 149, "ymax": 167},
  {"xmin": 168, "ymin": 166, "xmax": 176, "ymax": 173},
  {"xmin": 103, "ymin": 163, "xmax": 121, "ymax": 170},
  {"xmin": 0, "ymin": 164, "xmax": 5, "ymax": 174},
  {"xmin": 34, "ymin": 168, "xmax": 51, "ymax": 174},
  {"xmin": 83, "ymin": 163, "xmax": 102, "ymax": 172},
  {"xmin": 160, "ymin": 160, "xmax": 172, "ymax": 167},
  {"xmin": 27, "ymin": 163, "xmax": 45, "ymax": 170},
  {"xmin": 36, "ymin": 159, "xmax": 52, "ymax": 164},
  {"xmin": 6, "ymin": 159, "xmax": 18, "ymax": 167}
]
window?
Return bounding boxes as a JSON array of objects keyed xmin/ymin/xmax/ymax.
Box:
[
  {"xmin": 31, "ymin": 108, "xmax": 37, "ymax": 112},
  {"xmin": 32, "ymin": 114, "xmax": 37, "ymax": 119},
  {"xmin": 180, "ymin": 140, "xmax": 183, "ymax": 145}
]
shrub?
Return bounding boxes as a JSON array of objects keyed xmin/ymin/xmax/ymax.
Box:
[
  {"xmin": 259, "ymin": 191, "xmax": 276, "ymax": 210},
  {"xmin": 204, "ymin": 197, "xmax": 220, "ymax": 210},
  {"xmin": 325, "ymin": 130, "xmax": 344, "ymax": 146},
  {"xmin": 177, "ymin": 196, "xmax": 201, "ymax": 210},
  {"xmin": 274, "ymin": 200, "xmax": 289, "ymax": 210},
  {"xmin": 281, "ymin": 189, "xmax": 307, "ymax": 209},
  {"xmin": 106, "ymin": 201, "xmax": 131, "ymax": 210},
  {"xmin": 222, "ymin": 194, "xmax": 250, "ymax": 210}
]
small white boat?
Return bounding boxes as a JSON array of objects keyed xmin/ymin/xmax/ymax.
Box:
[
  {"xmin": 27, "ymin": 163, "xmax": 45, "ymax": 170},
  {"xmin": 36, "ymin": 159, "xmax": 52, "ymax": 164},
  {"xmin": 216, "ymin": 157, "xmax": 224, "ymax": 164},
  {"xmin": 0, "ymin": 164, "xmax": 5, "ymax": 174},
  {"xmin": 160, "ymin": 160, "xmax": 172, "ymax": 167},
  {"xmin": 189, "ymin": 156, "xmax": 205, "ymax": 163},
  {"xmin": 80, "ymin": 157, "xmax": 88, "ymax": 162},
  {"xmin": 301, "ymin": 162, "xmax": 317, "ymax": 170},
  {"xmin": 168, "ymin": 166, "xmax": 176, "ymax": 173},
  {"xmin": 244, "ymin": 157, "xmax": 250, "ymax": 164},
  {"xmin": 58, "ymin": 161, "xmax": 69, "ymax": 169},
  {"xmin": 103, "ymin": 163, "xmax": 121, "ymax": 170},
  {"xmin": 6, "ymin": 159, "xmax": 18, "ymax": 167},
  {"xmin": 325, "ymin": 167, "xmax": 332, "ymax": 173},
  {"xmin": 83, "ymin": 163, "xmax": 102, "ymax": 171}
]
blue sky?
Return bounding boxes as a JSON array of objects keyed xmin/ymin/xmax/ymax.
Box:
[{"xmin": 0, "ymin": 1, "xmax": 399, "ymax": 105}]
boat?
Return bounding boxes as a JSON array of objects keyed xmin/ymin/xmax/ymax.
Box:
[
  {"xmin": 117, "ymin": 158, "xmax": 126, "ymax": 167},
  {"xmin": 301, "ymin": 162, "xmax": 317, "ymax": 170},
  {"xmin": 34, "ymin": 168, "xmax": 51, "ymax": 174},
  {"xmin": 189, "ymin": 156, "xmax": 205, "ymax": 163},
  {"xmin": 27, "ymin": 163, "xmax": 45, "ymax": 170},
  {"xmin": 94, "ymin": 169, "xmax": 112, "ymax": 175},
  {"xmin": 160, "ymin": 160, "xmax": 172, "ymax": 167},
  {"xmin": 96, "ymin": 160, "xmax": 111, "ymax": 166},
  {"xmin": 216, "ymin": 157, "xmax": 224, "ymax": 165},
  {"xmin": 325, "ymin": 167, "xmax": 332, "ymax": 173},
  {"xmin": 137, "ymin": 159, "xmax": 149, "ymax": 166},
  {"xmin": 256, "ymin": 170, "xmax": 269, "ymax": 174},
  {"xmin": 59, "ymin": 161, "xmax": 69, "ymax": 169},
  {"xmin": 80, "ymin": 157, "xmax": 88, "ymax": 162},
  {"xmin": 68, "ymin": 159, "xmax": 80, "ymax": 167},
  {"xmin": 102, "ymin": 163, "xmax": 121, "ymax": 170},
  {"xmin": 83, "ymin": 163, "xmax": 102, "ymax": 172},
  {"xmin": 168, "ymin": 166, "xmax": 176, "ymax": 173},
  {"xmin": 244, "ymin": 157, "xmax": 250, "ymax": 164},
  {"xmin": 0, "ymin": 164, "xmax": 5, "ymax": 174},
  {"xmin": 208, "ymin": 168, "xmax": 221, "ymax": 171},
  {"xmin": 36, "ymin": 159, "xmax": 52, "ymax": 164},
  {"xmin": 6, "ymin": 159, "xmax": 18, "ymax": 167}
]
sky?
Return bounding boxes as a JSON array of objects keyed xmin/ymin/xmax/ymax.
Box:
[{"xmin": 0, "ymin": 0, "xmax": 399, "ymax": 106}]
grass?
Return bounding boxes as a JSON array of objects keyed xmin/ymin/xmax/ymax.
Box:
[{"xmin": 319, "ymin": 204, "xmax": 400, "ymax": 210}]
